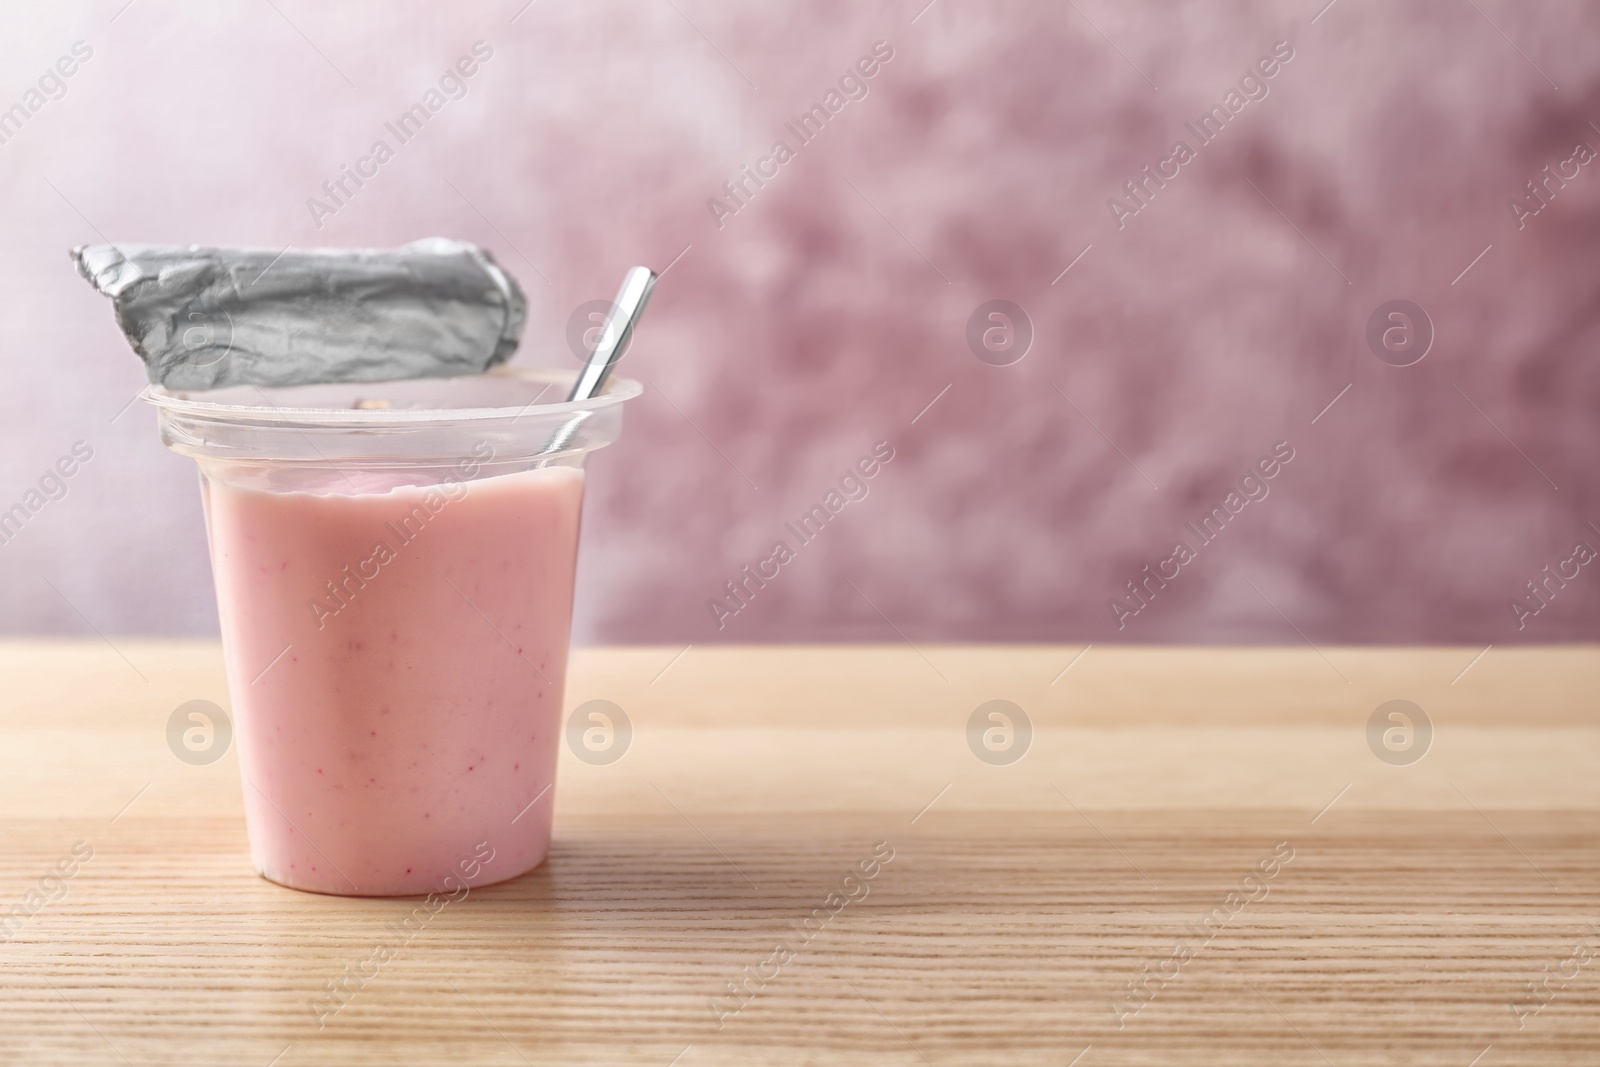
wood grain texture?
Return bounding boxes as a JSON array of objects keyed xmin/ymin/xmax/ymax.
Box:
[{"xmin": 2, "ymin": 642, "xmax": 1597, "ymax": 1065}]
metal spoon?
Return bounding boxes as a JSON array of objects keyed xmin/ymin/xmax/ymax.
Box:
[
  {"xmin": 541, "ymin": 266, "xmax": 656, "ymax": 455},
  {"xmin": 570, "ymin": 266, "xmax": 656, "ymax": 401}
]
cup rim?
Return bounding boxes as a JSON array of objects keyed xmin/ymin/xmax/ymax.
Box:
[{"xmin": 141, "ymin": 366, "xmax": 641, "ymax": 427}]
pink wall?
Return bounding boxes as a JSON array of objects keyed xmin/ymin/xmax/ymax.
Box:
[{"xmin": 2, "ymin": 0, "xmax": 1597, "ymax": 645}]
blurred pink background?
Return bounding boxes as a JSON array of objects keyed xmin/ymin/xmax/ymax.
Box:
[{"xmin": 2, "ymin": 0, "xmax": 1597, "ymax": 645}]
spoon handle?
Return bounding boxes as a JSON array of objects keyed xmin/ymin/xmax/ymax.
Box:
[{"xmin": 568, "ymin": 266, "xmax": 657, "ymax": 402}]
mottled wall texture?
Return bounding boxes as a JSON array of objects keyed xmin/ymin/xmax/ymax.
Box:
[{"xmin": 2, "ymin": 1, "xmax": 1597, "ymax": 645}]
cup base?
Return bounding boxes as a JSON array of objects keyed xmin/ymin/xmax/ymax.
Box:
[{"xmin": 254, "ymin": 844, "xmax": 549, "ymax": 898}]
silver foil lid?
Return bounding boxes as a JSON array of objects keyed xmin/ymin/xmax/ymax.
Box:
[{"xmin": 72, "ymin": 238, "xmax": 526, "ymax": 389}]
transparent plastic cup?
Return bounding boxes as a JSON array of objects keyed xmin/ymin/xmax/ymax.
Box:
[{"xmin": 145, "ymin": 368, "xmax": 639, "ymax": 896}]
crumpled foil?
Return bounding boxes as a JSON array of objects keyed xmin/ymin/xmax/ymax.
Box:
[{"xmin": 71, "ymin": 238, "xmax": 526, "ymax": 389}]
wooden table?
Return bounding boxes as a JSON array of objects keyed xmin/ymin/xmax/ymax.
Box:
[{"xmin": 3, "ymin": 642, "xmax": 1597, "ymax": 1065}]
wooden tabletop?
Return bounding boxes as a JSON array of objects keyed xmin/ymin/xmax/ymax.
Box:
[{"xmin": 2, "ymin": 641, "xmax": 1597, "ymax": 1065}]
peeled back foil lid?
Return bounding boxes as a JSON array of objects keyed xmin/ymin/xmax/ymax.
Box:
[{"xmin": 72, "ymin": 238, "xmax": 526, "ymax": 390}]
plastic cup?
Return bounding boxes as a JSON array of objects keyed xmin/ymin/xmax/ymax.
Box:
[{"xmin": 145, "ymin": 368, "xmax": 639, "ymax": 896}]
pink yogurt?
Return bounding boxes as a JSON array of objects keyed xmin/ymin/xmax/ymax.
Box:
[{"xmin": 204, "ymin": 464, "xmax": 585, "ymax": 896}]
